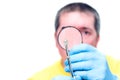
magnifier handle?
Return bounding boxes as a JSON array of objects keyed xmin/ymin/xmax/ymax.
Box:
[
  {"xmin": 66, "ymin": 55, "xmax": 74, "ymax": 77},
  {"xmin": 64, "ymin": 40, "xmax": 74, "ymax": 78}
]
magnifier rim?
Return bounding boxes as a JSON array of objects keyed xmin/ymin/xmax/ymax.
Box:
[{"xmin": 57, "ymin": 26, "xmax": 83, "ymax": 50}]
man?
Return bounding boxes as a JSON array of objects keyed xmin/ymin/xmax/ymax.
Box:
[{"xmin": 29, "ymin": 2, "xmax": 120, "ymax": 80}]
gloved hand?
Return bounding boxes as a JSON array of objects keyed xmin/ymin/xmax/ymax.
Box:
[
  {"xmin": 64, "ymin": 43, "xmax": 118, "ymax": 80},
  {"xmin": 52, "ymin": 75, "xmax": 75, "ymax": 80}
]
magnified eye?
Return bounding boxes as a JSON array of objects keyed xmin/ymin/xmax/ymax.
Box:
[
  {"xmin": 58, "ymin": 26, "xmax": 83, "ymax": 50},
  {"xmin": 82, "ymin": 30, "xmax": 91, "ymax": 35},
  {"xmin": 85, "ymin": 31, "xmax": 90, "ymax": 34}
]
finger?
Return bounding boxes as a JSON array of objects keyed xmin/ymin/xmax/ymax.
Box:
[
  {"xmin": 74, "ymin": 75, "xmax": 82, "ymax": 80},
  {"xmin": 74, "ymin": 70, "xmax": 102, "ymax": 80},
  {"xmin": 64, "ymin": 52, "xmax": 96, "ymax": 65},
  {"xmin": 65, "ymin": 61, "xmax": 93, "ymax": 72},
  {"xmin": 70, "ymin": 52, "xmax": 95, "ymax": 63},
  {"xmin": 69, "ymin": 43, "xmax": 96, "ymax": 55},
  {"xmin": 74, "ymin": 71, "xmax": 88, "ymax": 80}
]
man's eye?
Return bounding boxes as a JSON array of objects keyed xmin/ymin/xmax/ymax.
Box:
[{"xmin": 83, "ymin": 31, "xmax": 90, "ymax": 35}]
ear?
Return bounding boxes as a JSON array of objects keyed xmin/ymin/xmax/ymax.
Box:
[
  {"xmin": 95, "ymin": 35, "xmax": 100, "ymax": 47},
  {"xmin": 97, "ymin": 35, "xmax": 100, "ymax": 43},
  {"xmin": 54, "ymin": 32, "xmax": 58, "ymax": 47}
]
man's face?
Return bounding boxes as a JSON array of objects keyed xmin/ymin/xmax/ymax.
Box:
[{"xmin": 54, "ymin": 11, "xmax": 99, "ymax": 60}]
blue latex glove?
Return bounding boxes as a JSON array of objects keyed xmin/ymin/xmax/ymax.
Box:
[{"xmin": 64, "ymin": 43, "xmax": 118, "ymax": 80}]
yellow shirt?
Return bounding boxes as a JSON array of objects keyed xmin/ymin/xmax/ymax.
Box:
[{"xmin": 28, "ymin": 56, "xmax": 120, "ymax": 80}]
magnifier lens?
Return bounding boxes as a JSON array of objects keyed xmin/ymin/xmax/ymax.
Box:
[{"xmin": 58, "ymin": 26, "xmax": 82, "ymax": 50}]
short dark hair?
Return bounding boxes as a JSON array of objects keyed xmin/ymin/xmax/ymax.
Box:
[{"xmin": 55, "ymin": 2, "xmax": 100, "ymax": 35}]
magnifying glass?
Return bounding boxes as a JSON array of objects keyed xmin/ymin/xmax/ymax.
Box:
[{"xmin": 57, "ymin": 26, "xmax": 83, "ymax": 78}]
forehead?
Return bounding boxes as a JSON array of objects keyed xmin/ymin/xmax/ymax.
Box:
[{"xmin": 58, "ymin": 11, "xmax": 95, "ymax": 31}]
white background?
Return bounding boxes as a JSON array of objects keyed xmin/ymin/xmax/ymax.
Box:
[{"xmin": 0, "ymin": 0, "xmax": 120, "ymax": 80}]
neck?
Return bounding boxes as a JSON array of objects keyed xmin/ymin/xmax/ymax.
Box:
[{"xmin": 61, "ymin": 58, "xmax": 65, "ymax": 68}]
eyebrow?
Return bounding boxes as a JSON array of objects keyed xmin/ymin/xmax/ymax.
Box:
[{"xmin": 77, "ymin": 26, "xmax": 92, "ymax": 31}]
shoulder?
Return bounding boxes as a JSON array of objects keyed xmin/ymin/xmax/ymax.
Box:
[
  {"xmin": 28, "ymin": 60, "xmax": 62, "ymax": 80},
  {"xmin": 106, "ymin": 55, "xmax": 120, "ymax": 65},
  {"xmin": 106, "ymin": 55, "xmax": 120, "ymax": 78}
]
